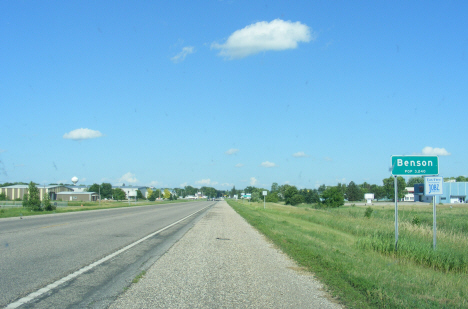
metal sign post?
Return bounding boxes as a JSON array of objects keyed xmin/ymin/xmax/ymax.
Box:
[
  {"xmin": 262, "ymin": 191, "xmax": 267, "ymax": 209},
  {"xmin": 394, "ymin": 176, "xmax": 398, "ymax": 251},
  {"xmin": 424, "ymin": 176, "xmax": 443, "ymax": 250},
  {"xmin": 391, "ymin": 155, "xmax": 439, "ymax": 252}
]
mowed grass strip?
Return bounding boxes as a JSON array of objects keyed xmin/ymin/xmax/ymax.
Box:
[
  {"xmin": 227, "ymin": 200, "xmax": 468, "ymax": 308},
  {"xmin": 0, "ymin": 199, "xmax": 195, "ymax": 219}
]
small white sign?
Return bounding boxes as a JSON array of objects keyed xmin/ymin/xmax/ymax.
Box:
[
  {"xmin": 262, "ymin": 191, "xmax": 267, "ymax": 196},
  {"xmin": 424, "ymin": 176, "xmax": 443, "ymax": 196}
]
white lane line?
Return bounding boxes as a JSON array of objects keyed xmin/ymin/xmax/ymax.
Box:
[{"xmin": 5, "ymin": 205, "xmax": 211, "ymax": 309}]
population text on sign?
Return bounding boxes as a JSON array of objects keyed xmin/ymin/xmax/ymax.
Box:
[{"xmin": 391, "ymin": 156, "xmax": 439, "ymax": 176}]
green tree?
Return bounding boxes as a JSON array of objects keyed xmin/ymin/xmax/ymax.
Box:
[
  {"xmin": 370, "ymin": 184, "xmax": 386, "ymax": 200},
  {"xmin": 289, "ymin": 194, "xmax": 305, "ymax": 206},
  {"xmin": 113, "ymin": 188, "xmax": 126, "ymax": 200},
  {"xmin": 382, "ymin": 176, "xmax": 407, "ymax": 200},
  {"xmin": 147, "ymin": 188, "xmax": 153, "ymax": 199},
  {"xmin": 201, "ymin": 187, "xmax": 217, "ymax": 199},
  {"xmin": 265, "ymin": 192, "xmax": 278, "ymax": 203},
  {"xmin": 317, "ymin": 184, "xmax": 327, "ymax": 195},
  {"xmin": 25, "ymin": 181, "xmax": 42, "ymax": 211},
  {"xmin": 284, "ymin": 186, "xmax": 299, "ymax": 205},
  {"xmin": 184, "ymin": 186, "xmax": 197, "ymax": 196},
  {"xmin": 244, "ymin": 186, "xmax": 256, "ymax": 194},
  {"xmin": 230, "ymin": 186, "xmax": 236, "ymax": 198},
  {"xmin": 346, "ymin": 181, "xmax": 363, "ymax": 201},
  {"xmin": 88, "ymin": 183, "xmax": 100, "ymax": 193},
  {"xmin": 407, "ymin": 177, "xmax": 424, "ymax": 187},
  {"xmin": 100, "ymin": 183, "xmax": 113, "ymax": 199},
  {"xmin": 337, "ymin": 183, "xmax": 347, "ymax": 196},
  {"xmin": 304, "ymin": 189, "xmax": 320, "ymax": 204},
  {"xmin": 456, "ymin": 176, "xmax": 468, "ymax": 182},
  {"xmin": 0, "ymin": 192, "xmax": 7, "ymax": 201},
  {"xmin": 163, "ymin": 189, "xmax": 171, "ymax": 199},
  {"xmin": 321, "ymin": 187, "xmax": 344, "ymax": 207},
  {"xmin": 43, "ymin": 193, "xmax": 55, "ymax": 211},
  {"xmin": 136, "ymin": 190, "xmax": 144, "ymax": 199},
  {"xmin": 148, "ymin": 189, "xmax": 160, "ymax": 201},
  {"xmin": 271, "ymin": 182, "xmax": 279, "ymax": 193}
]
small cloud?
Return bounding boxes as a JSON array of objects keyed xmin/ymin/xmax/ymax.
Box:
[
  {"xmin": 149, "ymin": 180, "xmax": 162, "ymax": 187},
  {"xmin": 324, "ymin": 157, "xmax": 333, "ymax": 162},
  {"xmin": 118, "ymin": 172, "xmax": 138, "ymax": 184},
  {"xmin": 261, "ymin": 161, "xmax": 277, "ymax": 168},
  {"xmin": 421, "ymin": 147, "xmax": 451, "ymax": 156},
  {"xmin": 235, "ymin": 163, "xmax": 244, "ymax": 168},
  {"xmin": 195, "ymin": 179, "xmax": 218, "ymax": 186},
  {"xmin": 171, "ymin": 46, "xmax": 195, "ymax": 63},
  {"xmin": 0, "ymin": 149, "xmax": 6, "ymax": 153},
  {"xmin": 225, "ymin": 148, "xmax": 239, "ymax": 155},
  {"xmin": 63, "ymin": 128, "xmax": 103, "ymax": 141},
  {"xmin": 250, "ymin": 177, "xmax": 257, "ymax": 186},
  {"xmin": 221, "ymin": 183, "xmax": 232, "ymax": 187},
  {"xmin": 211, "ymin": 19, "xmax": 314, "ymax": 59},
  {"xmin": 180, "ymin": 182, "xmax": 188, "ymax": 187},
  {"xmin": 293, "ymin": 151, "xmax": 309, "ymax": 158}
]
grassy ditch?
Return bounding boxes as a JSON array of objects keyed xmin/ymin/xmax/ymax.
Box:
[
  {"xmin": 227, "ymin": 200, "xmax": 468, "ymax": 308},
  {"xmin": 0, "ymin": 199, "xmax": 195, "ymax": 219}
]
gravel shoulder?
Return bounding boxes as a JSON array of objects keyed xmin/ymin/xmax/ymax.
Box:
[{"xmin": 109, "ymin": 201, "xmax": 343, "ymax": 309}]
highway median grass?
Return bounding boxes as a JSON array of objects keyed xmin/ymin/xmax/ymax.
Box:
[
  {"xmin": 227, "ymin": 199, "xmax": 468, "ymax": 308},
  {"xmin": 0, "ymin": 199, "xmax": 196, "ymax": 219}
]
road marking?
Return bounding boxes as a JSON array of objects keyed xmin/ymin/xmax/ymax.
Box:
[
  {"xmin": 6, "ymin": 205, "xmax": 212, "ymax": 309},
  {"xmin": 40, "ymin": 223, "xmax": 69, "ymax": 229}
]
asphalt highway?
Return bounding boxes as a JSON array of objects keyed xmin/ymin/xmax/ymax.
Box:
[{"xmin": 0, "ymin": 201, "xmax": 214, "ymax": 308}]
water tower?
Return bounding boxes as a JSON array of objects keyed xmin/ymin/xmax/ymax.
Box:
[{"xmin": 71, "ymin": 176, "xmax": 79, "ymax": 186}]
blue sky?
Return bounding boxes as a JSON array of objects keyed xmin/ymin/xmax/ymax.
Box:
[{"xmin": 1, "ymin": 1, "xmax": 467, "ymax": 190}]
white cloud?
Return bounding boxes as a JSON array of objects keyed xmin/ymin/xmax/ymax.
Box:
[
  {"xmin": 250, "ymin": 177, "xmax": 257, "ymax": 186},
  {"xmin": 293, "ymin": 151, "xmax": 309, "ymax": 158},
  {"xmin": 149, "ymin": 180, "xmax": 162, "ymax": 187},
  {"xmin": 235, "ymin": 163, "xmax": 244, "ymax": 168},
  {"xmin": 261, "ymin": 161, "xmax": 277, "ymax": 168},
  {"xmin": 118, "ymin": 172, "xmax": 138, "ymax": 184},
  {"xmin": 421, "ymin": 147, "xmax": 451, "ymax": 156},
  {"xmin": 324, "ymin": 157, "xmax": 333, "ymax": 162},
  {"xmin": 0, "ymin": 149, "xmax": 6, "ymax": 153},
  {"xmin": 225, "ymin": 148, "xmax": 239, "ymax": 155},
  {"xmin": 195, "ymin": 179, "xmax": 218, "ymax": 186},
  {"xmin": 211, "ymin": 19, "xmax": 314, "ymax": 59},
  {"xmin": 171, "ymin": 46, "xmax": 195, "ymax": 63},
  {"xmin": 63, "ymin": 128, "xmax": 103, "ymax": 141},
  {"xmin": 180, "ymin": 182, "xmax": 188, "ymax": 188}
]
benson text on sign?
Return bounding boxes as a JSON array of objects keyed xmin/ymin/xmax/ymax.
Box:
[{"xmin": 391, "ymin": 156, "xmax": 438, "ymax": 176}]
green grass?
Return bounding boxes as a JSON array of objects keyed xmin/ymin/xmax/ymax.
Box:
[
  {"xmin": 227, "ymin": 200, "xmax": 468, "ymax": 308},
  {"xmin": 132, "ymin": 270, "xmax": 146, "ymax": 284},
  {"xmin": 0, "ymin": 199, "xmax": 196, "ymax": 219}
]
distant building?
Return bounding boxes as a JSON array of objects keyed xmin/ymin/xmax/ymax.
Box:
[
  {"xmin": 414, "ymin": 182, "xmax": 468, "ymax": 203},
  {"xmin": 0, "ymin": 185, "xmax": 73, "ymax": 201},
  {"xmin": 404, "ymin": 187, "xmax": 414, "ymax": 202},
  {"xmin": 57, "ymin": 192, "xmax": 99, "ymax": 202},
  {"xmin": 113, "ymin": 185, "xmax": 148, "ymax": 199}
]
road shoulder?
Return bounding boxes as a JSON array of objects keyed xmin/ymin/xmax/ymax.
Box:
[{"xmin": 109, "ymin": 201, "xmax": 342, "ymax": 308}]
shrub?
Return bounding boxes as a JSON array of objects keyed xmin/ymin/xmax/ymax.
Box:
[
  {"xmin": 321, "ymin": 187, "xmax": 345, "ymax": 208},
  {"xmin": 411, "ymin": 216, "xmax": 421, "ymax": 225},
  {"xmin": 364, "ymin": 206, "xmax": 373, "ymax": 218},
  {"xmin": 289, "ymin": 194, "xmax": 305, "ymax": 206}
]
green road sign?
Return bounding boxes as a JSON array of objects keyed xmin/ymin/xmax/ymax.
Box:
[{"xmin": 391, "ymin": 156, "xmax": 439, "ymax": 176}]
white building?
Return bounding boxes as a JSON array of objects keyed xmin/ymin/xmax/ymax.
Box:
[
  {"xmin": 404, "ymin": 186, "xmax": 415, "ymax": 201},
  {"xmin": 113, "ymin": 185, "xmax": 148, "ymax": 199}
]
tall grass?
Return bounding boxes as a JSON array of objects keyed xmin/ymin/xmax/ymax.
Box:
[{"xmin": 227, "ymin": 200, "xmax": 468, "ymax": 308}]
